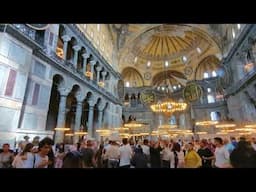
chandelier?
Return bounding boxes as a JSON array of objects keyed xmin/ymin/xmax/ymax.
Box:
[
  {"xmin": 124, "ymin": 120, "xmax": 145, "ymax": 128},
  {"xmin": 195, "ymin": 120, "xmax": 219, "ymax": 126},
  {"xmin": 150, "ymin": 100, "xmax": 187, "ymax": 114}
]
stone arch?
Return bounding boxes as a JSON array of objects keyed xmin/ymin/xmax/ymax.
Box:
[
  {"xmin": 152, "ymin": 70, "xmax": 186, "ymax": 92},
  {"xmin": 66, "ymin": 37, "xmax": 78, "ymax": 61},
  {"xmin": 56, "ymin": 25, "xmax": 67, "ymax": 58},
  {"xmin": 77, "ymin": 46, "xmax": 86, "ymax": 71},
  {"xmin": 122, "ymin": 67, "xmax": 144, "ymax": 87},
  {"xmin": 194, "ymin": 55, "xmax": 220, "ymax": 80},
  {"xmin": 65, "ymin": 84, "xmax": 81, "ymax": 130},
  {"xmin": 45, "ymin": 74, "xmax": 65, "ymax": 131}
]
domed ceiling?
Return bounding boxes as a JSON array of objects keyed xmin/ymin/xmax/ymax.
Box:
[
  {"xmin": 131, "ymin": 25, "xmax": 205, "ymax": 61},
  {"xmin": 115, "ymin": 24, "xmax": 223, "ymax": 86}
]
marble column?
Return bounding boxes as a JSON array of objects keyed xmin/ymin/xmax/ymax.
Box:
[
  {"xmin": 73, "ymin": 98, "xmax": 83, "ymax": 144},
  {"xmin": 97, "ymin": 102, "xmax": 105, "ymax": 130},
  {"xmin": 107, "ymin": 104, "xmax": 112, "ymax": 128},
  {"xmin": 55, "ymin": 88, "xmax": 70, "ymax": 144},
  {"xmin": 87, "ymin": 99, "xmax": 96, "ymax": 138},
  {"xmin": 82, "ymin": 53, "xmax": 90, "ymax": 74},
  {"xmin": 96, "ymin": 66, "xmax": 102, "ymax": 83},
  {"xmin": 89, "ymin": 60, "xmax": 97, "ymax": 80},
  {"xmin": 128, "ymin": 94, "xmax": 131, "ymax": 107},
  {"xmin": 101, "ymin": 71, "xmax": 107, "ymax": 84},
  {"xmin": 72, "ymin": 45, "xmax": 81, "ymax": 68},
  {"xmin": 61, "ymin": 35, "xmax": 71, "ymax": 60}
]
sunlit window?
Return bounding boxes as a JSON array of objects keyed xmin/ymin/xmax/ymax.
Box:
[
  {"xmin": 147, "ymin": 61, "xmax": 151, "ymax": 68},
  {"xmin": 203, "ymin": 72, "xmax": 209, "ymax": 79},
  {"xmin": 165, "ymin": 61, "xmax": 169, "ymax": 67},
  {"xmin": 182, "ymin": 56, "xmax": 187, "ymax": 63},
  {"xmin": 232, "ymin": 28, "xmax": 236, "ymax": 39},
  {"xmin": 134, "ymin": 57, "xmax": 138, "ymax": 63},
  {"xmin": 170, "ymin": 115, "xmax": 176, "ymax": 125},
  {"xmin": 97, "ymin": 24, "xmax": 100, "ymax": 32},
  {"xmin": 125, "ymin": 81, "xmax": 130, "ymax": 87},
  {"xmin": 207, "ymin": 95, "xmax": 215, "ymax": 103},
  {"xmin": 196, "ymin": 47, "xmax": 202, "ymax": 54},
  {"xmin": 210, "ymin": 111, "xmax": 220, "ymax": 121},
  {"xmin": 212, "ymin": 70, "xmax": 217, "ymax": 77}
]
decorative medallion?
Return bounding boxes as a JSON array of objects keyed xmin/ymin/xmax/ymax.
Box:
[
  {"xmin": 117, "ymin": 80, "xmax": 124, "ymax": 99},
  {"xmin": 26, "ymin": 24, "xmax": 49, "ymax": 30},
  {"xmin": 183, "ymin": 82, "xmax": 202, "ymax": 102},
  {"xmin": 144, "ymin": 72, "xmax": 152, "ymax": 80},
  {"xmin": 140, "ymin": 89, "xmax": 155, "ymax": 104},
  {"xmin": 184, "ymin": 66, "xmax": 193, "ymax": 76}
]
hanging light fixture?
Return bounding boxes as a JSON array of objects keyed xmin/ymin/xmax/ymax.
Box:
[
  {"xmin": 150, "ymin": 100, "xmax": 187, "ymax": 115},
  {"xmin": 195, "ymin": 120, "xmax": 219, "ymax": 126},
  {"xmin": 151, "ymin": 61, "xmax": 187, "ymax": 115}
]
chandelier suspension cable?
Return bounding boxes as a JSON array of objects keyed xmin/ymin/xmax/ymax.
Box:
[{"xmin": 150, "ymin": 61, "xmax": 187, "ymax": 115}]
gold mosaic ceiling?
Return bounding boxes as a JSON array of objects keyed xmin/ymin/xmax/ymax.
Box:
[
  {"xmin": 112, "ymin": 24, "xmax": 223, "ymax": 86},
  {"xmin": 131, "ymin": 25, "xmax": 204, "ymax": 61}
]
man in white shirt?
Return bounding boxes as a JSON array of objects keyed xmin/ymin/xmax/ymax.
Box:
[
  {"xmin": 213, "ymin": 137, "xmax": 231, "ymax": 168},
  {"xmin": 105, "ymin": 141, "xmax": 120, "ymax": 168},
  {"xmin": 141, "ymin": 139, "xmax": 150, "ymax": 156},
  {"xmin": 119, "ymin": 138, "xmax": 132, "ymax": 168}
]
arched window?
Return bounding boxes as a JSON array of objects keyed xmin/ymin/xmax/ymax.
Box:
[
  {"xmin": 210, "ymin": 111, "xmax": 221, "ymax": 121},
  {"xmin": 212, "ymin": 70, "xmax": 217, "ymax": 77},
  {"xmin": 169, "ymin": 115, "xmax": 176, "ymax": 125},
  {"xmin": 203, "ymin": 72, "xmax": 209, "ymax": 79},
  {"xmin": 125, "ymin": 81, "xmax": 130, "ymax": 87},
  {"xmin": 232, "ymin": 28, "xmax": 236, "ymax": 39},
  {"xmin": 207, "ymin": 95, "xmax": 215, "ymax": 103}
]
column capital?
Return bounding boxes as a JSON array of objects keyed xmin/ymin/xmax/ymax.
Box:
[
  {"xmin": 82, "ymin": 53, "xmax": 90, "ymax": 59},
  {"xmin": 58, "ymin": 87, "xmax": 70, "ymax": 96},
  {"xmin": 101, "ymin": 71, "xmax": 107, "ymax": 77},
  {"xmin": 75, "ymin": 93, "xmax": 84, "ymax": 103},
  {"xmin": 61, "ymin": 35, "xmax": 71, "ymax": 42},
  {"xmin": 72, "ymin": 45, "xmax": 81, "ymax": 51},
  {"xmin": 96, "ymin": 66, "xmax": 102, "ymax": 72},
  {"xmin": 88, "ymin": 98, "xmax": 97, "ymax": 107},
  {"xmin": 90, "ymin": 60, "xmax": 97, "ymax": 66}
]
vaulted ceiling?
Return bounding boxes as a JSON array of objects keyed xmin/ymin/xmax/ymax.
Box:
[{"xmin": 108, "ymin": 24, "xmax": 237, "ymax": 86}]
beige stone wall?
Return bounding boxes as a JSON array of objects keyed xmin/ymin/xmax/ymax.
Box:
[
  {"xmin": 77, "ymin": 24, "xmax": 116, "ymax": 69},
  {"xmin": 227, "ymin": 82, "xmax": 256, "ymax": 123}
]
